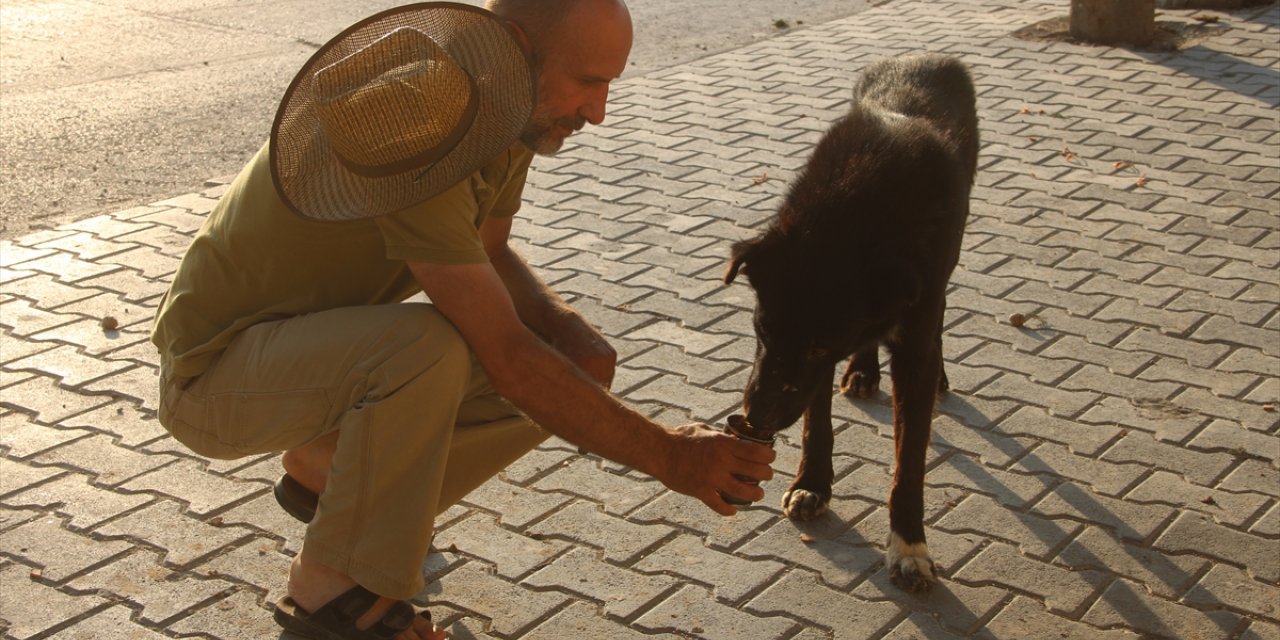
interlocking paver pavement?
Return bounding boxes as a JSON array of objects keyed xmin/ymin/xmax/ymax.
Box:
[{"xmin": 2, "ymin": 0, "xmax": 1278, "ymax": 637}]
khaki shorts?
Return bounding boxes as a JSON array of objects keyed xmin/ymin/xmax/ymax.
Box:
[{"xmin": 158, "ymin": 303, "xmax": 546, "ymax": 598}]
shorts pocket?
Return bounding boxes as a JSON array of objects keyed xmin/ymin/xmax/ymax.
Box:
[{"xmin": 203, "ymin": 388, "xmax": 332, "ymax": 455}]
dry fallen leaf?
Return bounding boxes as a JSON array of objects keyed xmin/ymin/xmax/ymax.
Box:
[
  {"xmin": 752, "ymin": 171, "xmax": 769, "ymax": 185},
  {"xmin": 1135, "ymin": 176, "xmax": 1149, "ymax": 188},
  {"xmin": 799, "ymin": 533, "xmax": 816, "ymax": 544},
  {"xmin": 1113, "ymin": 160, "xmax": 1133, "ymax": 171}
]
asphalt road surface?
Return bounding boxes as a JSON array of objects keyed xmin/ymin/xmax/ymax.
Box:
[{"xmin": 0, "ymin": 0, "xmax": 876, "ymax": 240}]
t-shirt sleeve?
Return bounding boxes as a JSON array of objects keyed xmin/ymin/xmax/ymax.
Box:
[
  {"xmin": 489, "ymin": 149, "xmax": 534, "ymax": 219},
  {"xmin": 375, "ymin": 179, "xmax": 489, "ymax": 265}
]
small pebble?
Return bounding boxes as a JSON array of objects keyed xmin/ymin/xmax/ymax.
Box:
[
  {"xmin": 100, "ymin": 315, "xmax": 119, "ymax": 330},
  {"xmin": 1008, "ymin": 313, "xmax": 1026, "ymax": 328}
]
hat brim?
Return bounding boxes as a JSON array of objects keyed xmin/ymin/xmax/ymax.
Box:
[{"xmin": 270, "ymin": 2, "xmax": 536, "ymax": 222}]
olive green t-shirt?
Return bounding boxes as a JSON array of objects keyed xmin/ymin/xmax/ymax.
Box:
[{"xmin": 152, "ymin": 141, "xmax": 535, "ymax": 378}]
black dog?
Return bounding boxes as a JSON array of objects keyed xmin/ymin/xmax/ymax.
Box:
[{"xmin": 724, "ymin": 55, "xmax": 978, "ymax": 592}]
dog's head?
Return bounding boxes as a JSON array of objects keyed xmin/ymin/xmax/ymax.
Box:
[{"xmin": 725, "ymin": 215, "xmax": 919, "ymax": 432}]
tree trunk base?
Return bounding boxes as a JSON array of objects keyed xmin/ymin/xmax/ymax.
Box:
[{"xmin": 1070, "ymin": 0, "xmax": 1156, "ymax": 45}]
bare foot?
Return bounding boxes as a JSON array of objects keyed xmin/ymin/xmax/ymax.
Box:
[{"xmin": 289, "ymin": 553, "xmax": 444, "ymax": 640}]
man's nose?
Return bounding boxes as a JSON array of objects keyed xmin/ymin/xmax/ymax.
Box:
[{"xmin": 579, "ymin": 88, "xmax": 609, "ymax": 126}]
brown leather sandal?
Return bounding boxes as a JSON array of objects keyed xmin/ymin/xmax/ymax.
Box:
[{"xmin": 273, "ymin": 585, "xmax": 432, "ymax": 639}]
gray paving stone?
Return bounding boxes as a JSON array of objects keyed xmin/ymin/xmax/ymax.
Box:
[
  {"xmin": 44, "ymin": 604, "xmax": 172, "ymax": 640},
  {"xmin": 0, "ymin": 562, "xmax": 108, "ymax": 639},
  {"xmin": 635, "ymin": 533, "xmax": 786, "ymax": 603},
  {"xmin": 924, "ymin": 451, "xmax": 1053, "ymax": 509},
  {"xmin": 430, "ymin": 562, "xmax": 571, "ymax": 637},
  {"xmin": 1156, "ymin": 512, "xmax": 1280, "ymax": 583},
  {"xmin": 190, "ymin": 536, "xmax": 293, "ymax": 608},
  {"xmin": 5, "ymin": 344, "xmax": 134, "ymax": 389},
  {"xmin": 1082, "ymin": 578, "xmax": 1245, "ymax": 640},
  {"xmin": 1218, "ymin": 458, "xmax": 1280, "ymax": 497},
  {"xmin": 1128, "ymin": 470, "xmax": 1271, "ymax": 528},
  {"xmin": 854, "ymin": 566, "xmax": 1006, "ymax": 636},
  {"xmin": 521, "ymin": 601, "xmax": 657, "ymax": 640},
  {"xmin": 0, "ymin": 413, "xmax": 93, "ymax": 458},
  {"xmin": 1182, "ymin": 563, "xmax": 1280, "ymax": 621},
  {"xmin": 1008, "ymin": 442, "xmax": 1145, "ymax": 497},
  {"xmin": 757, "ymin": 568, "xmax": 914, "ymax": 639},
  {"xmin": 0, "ymin": 514, "xmax": 132, "ymax": 582},
  {"xmin": 1077, "ymin": 396, "xmax": 1209, "ymax": 445},
  {"xmin": 953, "ymin": 541, "xmax": 1109, "ymax": 615},
  {"xmin": 0, "ymin": 298, "xmax": 78, "ymax": 338},
  {"xmin": 527, "ymin": 500, "xmax": 674, "ymax": 564},
  {"xmin": 1104, "ymin": 431, "xmax": 1237, "ymax": 486},
  {"xmin": 637, "ymin": 584, "xmax": 796, "ymax": 639},
  {"xmin": 1243, "ymin": 621, "xmax": 1280, "ymax": 640},
  {"xmin": 67, "ymin": 549, "xmax": 236, "ymax": 624},
  {"xmin": 34, "ymin": 434, "xmax": 174, "ymax": 488},
  {"xmin": 976, "ymin": 596, "xmax": 1142, "ymax": 640},
  {"xmin": 120, "ymin": 459, "xmax": 262, "ymax": 517},
  {"xmin": 740, "ymin": 516, "xmax": 883, "ymax": 590},
  {"xmin": 1033, "ymin": 482, "xmax": 1176, "ymax": 542},
  {"xmin": 525, "ymin": 546, "xmax": 677, "ymax": 619},
  {"xmin": 459, "ymin": 477, "xmax": 571, "ymax": 529},
  {"xmin": 434, "ymin": 513, "xmax": 566, "ymax": 580},
  {"xmin": 989, "ymin": 405, "xmax": 1121, "ymax": 457},
  {"xmin": 5, "ymin": 251, "xmax": 123, "ymax": 285},
  {"xmin": 628, "ymin": 489, "xmax": 779, "ymax": 550},
  {"xmin": 0, "ymin": 274, "xmax": 99, "ymax": 311},
  {"xmin": 935, "ymin": 494, "xmax": 1079, "ymax": 559},
  {"xmin": 93, "ymin": 500, "xmax": 254, "ymax": 568},
  {"xmin": 162, "ymin": 587, "xmax": 282, "ymax": 640},
  {"xmin": 58, "ymin": 402, "xmax": 167, "ymax": 448},
  {"xmin": 532, "ymin": 457, "xmax": 666, "ymax": 515}
]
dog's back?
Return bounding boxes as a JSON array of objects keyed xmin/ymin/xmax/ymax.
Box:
[{"xmin": 854, "ymin": 55, "xmax": 979, "ymax": 180}]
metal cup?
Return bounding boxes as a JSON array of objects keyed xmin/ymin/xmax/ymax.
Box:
[{"xmin": 720, "ymin": 414, "xmax": 775, "ymax": 506}]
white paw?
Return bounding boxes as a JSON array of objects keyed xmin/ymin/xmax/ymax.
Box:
[
  {"xmin": 886, "ymin": 531, "xmax": 939, "ymax": 592},
  {"xmin": 781, "ymin": 488, "xmax": 830, "ymax": 521}
]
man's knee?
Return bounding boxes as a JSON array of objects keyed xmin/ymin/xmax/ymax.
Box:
[{"xmin": 364, "ymin": 304, "xmax": 473, "ymax": 395}]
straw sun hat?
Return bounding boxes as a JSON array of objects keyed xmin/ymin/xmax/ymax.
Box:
[{"xmin": 270, "ymin": 2, "xmax": 536, "ymax": 221}]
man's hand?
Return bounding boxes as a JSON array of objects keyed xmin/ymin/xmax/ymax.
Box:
[
  {"xmin": 545, "ymin": 311, "xmax": 617, "ymax": 389},
  {"xmin": 656, "ymin": 423, "xmax": 777, "ymax": 516}
]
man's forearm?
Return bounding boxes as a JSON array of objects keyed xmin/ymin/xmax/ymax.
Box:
[
  {"xmin": 488, "ymin": 244, "xmax": 577, "ymax": 339},
  {"xmin": 489, "ymin": 326, "xmax": 670, "ymax": 477}
]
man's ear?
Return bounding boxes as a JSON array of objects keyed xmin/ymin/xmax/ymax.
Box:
[{"xmin": 724, "ymin": 240, "xmax": 754, "ymax": 285}]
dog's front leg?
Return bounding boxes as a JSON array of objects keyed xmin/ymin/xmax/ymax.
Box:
[
  {"xmin": 781, "ymin": 362, "xmax": 836, "ymax": 520},
  {"xmin": 886, "ymin": 322, "xmax": 943, "ymax": 592}
]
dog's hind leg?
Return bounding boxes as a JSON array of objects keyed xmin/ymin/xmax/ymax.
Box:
[
  {"xmin": 839, "ymin": 344, "xmax": 880, "ymax": 398},
  {"xmin": 781, "ymin": 362, "xmax": 836, "ymax": 521},
  {"xmin": 885, "ymin": 312, "xmax": 944, "ymax": 592}
]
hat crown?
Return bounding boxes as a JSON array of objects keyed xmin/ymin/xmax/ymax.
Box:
[{"xmin": 314, "ymin": 27, "xmax": 477, "ymax": 176}]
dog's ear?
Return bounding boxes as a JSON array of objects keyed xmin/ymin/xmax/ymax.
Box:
[{"xmin": 724, "ymin": 240, "xmax": 754, "ymax": 285}]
